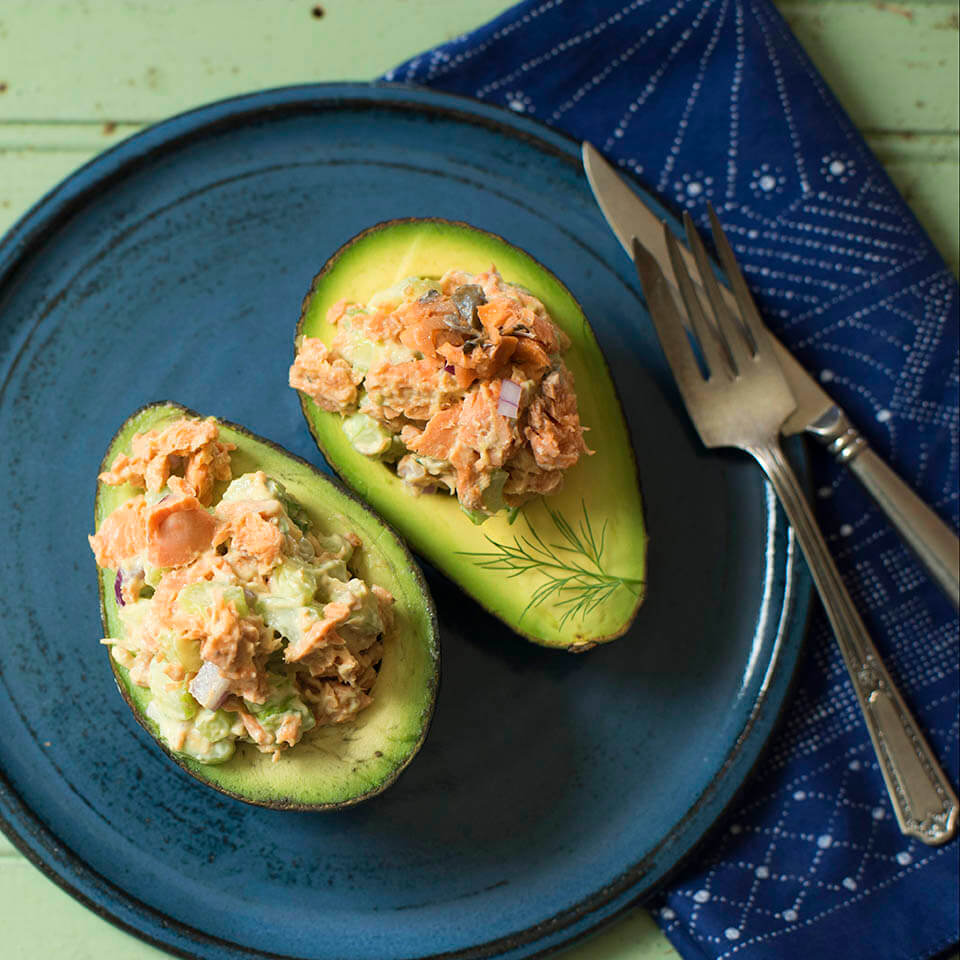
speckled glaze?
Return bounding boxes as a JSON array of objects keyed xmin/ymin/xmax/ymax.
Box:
[{"xmin": 0, "ymin": 84, "xmax": 810, "ymax": 960}]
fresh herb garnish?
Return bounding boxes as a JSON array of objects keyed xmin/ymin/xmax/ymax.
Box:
[{"xmin": 458, "ymin": 499, "xmax": 642, "ymax": 627}]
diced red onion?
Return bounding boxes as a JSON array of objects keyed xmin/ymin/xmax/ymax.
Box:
[
  {"xmin": 114, "ymin": 563, "xmax": 143, "ymax": 607},
  {"xmin": 497, "ymin": 379, "xmax": 522, "ymax": 419},
  {"xmin": 189, "ymin": 661, "xmax": 231, "ymax": 711},
  {"xmin": 444, "ymin": 364, "xmax": 456, "ymax": 375}
]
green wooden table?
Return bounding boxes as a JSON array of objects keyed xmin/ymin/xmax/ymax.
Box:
[{"xmin": 0, "ymin": 3, "xmax": 956, "ymax": 958}]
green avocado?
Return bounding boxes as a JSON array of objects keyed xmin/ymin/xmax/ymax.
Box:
[
  {"xmin": 94, "ymin": 401, "xmax": 439, "ymax": 810},
  {"xmin": 295, "ymin": 218, "xmax": 647, "ymax": 652}
]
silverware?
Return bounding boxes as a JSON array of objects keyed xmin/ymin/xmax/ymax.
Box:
[
  {"xmin": 582, "ymin": 142, "xmax": 960, "ymax": 608},
  {"xmin": 632, "ymin": 206, "xmax": 958, "ymax": 845}
]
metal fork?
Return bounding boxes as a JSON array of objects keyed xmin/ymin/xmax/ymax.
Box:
[{"xmin": 632, "ymin": 206, "xmax": 958, "ymax": 845}]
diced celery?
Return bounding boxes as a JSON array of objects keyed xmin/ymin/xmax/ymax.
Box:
[
  {"xmin": 246, "ymin": 686, "xmax": 316, "ymax": 738},
  {"xmin": 148, "ymin": 658, "xmax": 198, "ymax": 722},
  {"xmin": 416, "ymin": 455, "xmax": 451, "ymax": 476},
  {"xmin": 193, "ymin": 708, "xmax": 236, "ymax": 743},
  {"xmin": 158, "ymin": 630, "xmax": 203, "ymax": 673},
  {"xmin": 270, "ymin": 558, "xmax": 320, "ymax": 605},
  {"xmin": 339, "ymin": 336, "xmax": 376, "ymax": 375},
  {"xmin": 326, "ymin": 578, "xmax": 382, "ymax": 635},
  {"xmin": 118, "ymin": 599, "xmax": 152, "ymax": 640},
  {"xmin": 342, "ymin": 411, "xmax": 393, "ymax": 458},
  {"xmin": 313, "ymin": 532, "xmax": 355, "ymax": 563},
  {"xmin": 458, "ymin": 471, "xmax": 509, "ymax": 523},
  {"xmin": 481, "ymin": 470, "xmax": 509, "ymax": 514},
  {"xmin": 382, "ymin": 435, "xmax": 407, "ymax": 463},
  {"xmin": 315, "ymin": 556, "xmax": 351, "ymax": 585},
  {"xmin": 459, "ymin": 505, "xmax": 489, "ymax": 525},
  {"xmin": 257, "ymin": 595, "xmax": 312, "ymax": 646},
  {"xmin": 177, "ymin": 582, "xmax": 249, "ymax": 619},
  {"xmin": 220, "ymin": 472, "xmax": 274, "ymax": 503},
  {"xmin": 279, "ymin": 491, "xmax": 313, "ymax": 534},
  {"xmin": 182, "ymin": 729, "xmax": 235, "ymax": 765}
]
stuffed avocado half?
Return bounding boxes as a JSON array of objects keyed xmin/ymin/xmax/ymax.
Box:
[
  {"xmin": 293, "ymin": 219, "xmax": 647, "ymax": 651},
  {"xmin": 92, "ymin": 402, "xmax": 439, "ymax": 810}
]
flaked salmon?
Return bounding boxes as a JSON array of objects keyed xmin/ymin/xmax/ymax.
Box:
[
  {"xmin": 289, "ymin": 338, "xmax": 360, "ymax": 413},
  {"xmin": 526, "ymin": 368, "xmax": 591, "ymax": 471},
  {"xmin": 146, "ymin": 478, "xmax": 221, "ymax": 568},
  {"xmin": 406, "ymin": 403, "xmax": 463, "ymax": 462},
  {"xmin": 99, "ymin": 418, "xmax": 234, "ymax": 505},
  {"xmin": 91, "ymin": 418, "xmax": 394, "ymax": 762},
  {"xmin": 364, "ymin": 357, "xmax": 449, "ymax": 421},
  {"xmin": 289, "ymin": 265, "xmax": 589, "ymax": 519}
]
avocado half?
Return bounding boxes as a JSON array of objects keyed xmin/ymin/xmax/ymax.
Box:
[
  {"xmin": 94, "ymin": 401, "xmax": 439, "ymax": 810},
  {"xmin": 296, "ymin": 219, "xmax": 647, "ymax": 651}
]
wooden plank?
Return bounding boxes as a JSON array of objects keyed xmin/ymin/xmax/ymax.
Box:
[
  {"xmin": 867, "ymin": 131, "xmax": 959, "ymax": 272},
  {"xmin": 0, "ymin": 858, "xmax": 169, "ymax": 960},
  {"xmin": 562, "ymin": 912, "xmax": 681, "ymax": 960},
  {"xmin": 778, "ymin": 0, "xmax": 960, "ymax": 132},
  {"xmin": 0, "ymin": 0, "xmax": 956, "ymax": 134},
  {"xmin": 1, "ymin": 0, "xmax": 957, "ymax": 270},
  {"xmin": 0, "ymin": 0, "xmax": 510, "ymax": 122},
  {"xmin": 0, "ymin": 855, "xmax": 674, "ymax": 959}
]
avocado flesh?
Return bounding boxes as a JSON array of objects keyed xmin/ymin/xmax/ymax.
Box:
[
  {"xmin": 95, "ymin": 402, "xmax": 439, "ymax": 809},
  {"xmin": 297, "ymin": 218, "xmax": 647, "ymax": 650}
]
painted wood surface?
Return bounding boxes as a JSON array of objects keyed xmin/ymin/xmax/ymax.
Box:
[
  {"xmin": 0, "ymin": 0, "xmax": 956, "ymax": 270},
  {"xmin": 0, "ymin": 2, "xmax": 956, "ymax": 958}
]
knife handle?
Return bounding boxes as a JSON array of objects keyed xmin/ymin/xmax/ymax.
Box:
[{"xmin": 807, "ymin": 406, "xmax": 960, "ymax": 608}]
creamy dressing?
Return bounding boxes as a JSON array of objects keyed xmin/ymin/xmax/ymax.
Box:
[
  {"xmin": 92, "ymin": 420, "xmax": 393, "ymax": 765},
  {"xmin": 289, "ymin": 266, "xmax": 589, "ymax": 522}
]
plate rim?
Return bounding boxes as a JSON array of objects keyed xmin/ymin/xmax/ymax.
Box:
[{"xmin": 0, "ymin": 80, "xmax": 813, "ymax": 960}]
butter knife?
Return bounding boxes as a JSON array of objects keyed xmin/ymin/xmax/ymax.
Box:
[{"xmin": 583, "ymin": 142, "xmax": 959, "ymax": 608}]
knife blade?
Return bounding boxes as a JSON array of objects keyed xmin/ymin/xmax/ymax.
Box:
[{"xmin": 583, "ymin": 141, "xmax": 960, "ymax": 607}]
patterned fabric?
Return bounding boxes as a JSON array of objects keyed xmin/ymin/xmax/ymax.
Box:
[{"xmin": 385, "ymin": 2, "xmax": 960, "ymax": 959}]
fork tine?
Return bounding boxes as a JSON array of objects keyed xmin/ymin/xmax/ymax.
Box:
[
  {"xmin": 682, "ymin": 211, "xmax": 753, "ymax": 372},
  {"xmin": 706, "ymin": 204, "xmax": 770, "ymax": 359},
  {"xmin": 663, "ymin": 223, "xmax": 730, "ymax": 380},
  {"xmin": 632, "ymin": 237, "xmax": 706, "ymax": 394}
]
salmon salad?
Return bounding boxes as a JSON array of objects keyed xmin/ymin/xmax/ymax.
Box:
[
  {"xmin": 290, "ymin": 266, "xmax": 591, "ymax": 522},
  {"xmin": 89, "ymin": 418, "xmax": 393, "ymax": 764}
]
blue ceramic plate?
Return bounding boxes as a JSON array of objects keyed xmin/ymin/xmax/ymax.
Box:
[{"xmin": 0, "ymin": 84, "xmax": 810, "ymax": 959}]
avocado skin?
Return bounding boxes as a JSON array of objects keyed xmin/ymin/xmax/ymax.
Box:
[
  {"xmin": 95, "ymin": 401, "xmax": 440, "ymax": 811},
  {"xmin": 295, "ymin": 218, "xmax": 647, "ymax": 650}
]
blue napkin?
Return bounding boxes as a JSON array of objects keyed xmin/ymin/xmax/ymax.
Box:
[{"xmin": 386, "ymin": 3, "xmax": 960, "ymax": 958}]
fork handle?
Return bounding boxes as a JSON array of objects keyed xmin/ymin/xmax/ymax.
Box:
[
  {"xmin": 750, "ymin": 441, "xmax": 959, "ymax": 845},
  {"xmin": 806, "ymin": 405, "xmax": 959, "ymax": 609}
]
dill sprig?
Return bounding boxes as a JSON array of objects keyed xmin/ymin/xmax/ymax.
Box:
[{"xmin": 457, "ymin": 499, "xmax": 642, "ymax": 627}]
